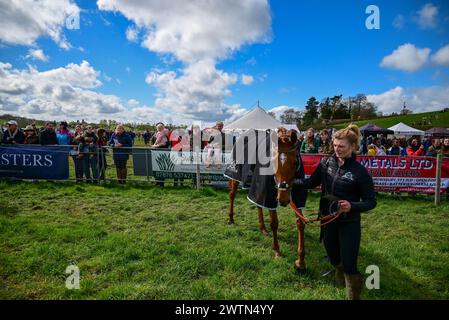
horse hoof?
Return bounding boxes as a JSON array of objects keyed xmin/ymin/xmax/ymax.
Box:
[
  {"xmin": 227, "ymin": 220, "xmax": 234, "ymax": 225},
  {"xmin": 295, "ymin": 266, "xmax": 307, "ymax": 274},
  {"xmin": 274, "ymin": 252, "xmax": 282, "ymax": 259},
  {"xmin": 260, "ymin": 229, "xmax": 269, "ymax": 236}
]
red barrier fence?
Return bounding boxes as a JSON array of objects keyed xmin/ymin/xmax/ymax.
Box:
[{"xmin": 301, "ymin": 155, "xmax": 449, "ymax": 194}]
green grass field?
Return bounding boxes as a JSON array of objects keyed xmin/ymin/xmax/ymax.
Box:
[{"xmin": 0, "ymin": 180, "xmax": 448, "ymax": 300}]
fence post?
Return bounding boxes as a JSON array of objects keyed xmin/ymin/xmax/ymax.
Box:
[
  {"xmin": 196, "ymin": 150, "xmax": 201, "ymax": 190},
  {"xmin": 145, "ymin": 149, "xmax": 150, "ymax": 182},
  {"xmin": 435, "ymin": 152, "xmax": 442, "ymax": 206}
]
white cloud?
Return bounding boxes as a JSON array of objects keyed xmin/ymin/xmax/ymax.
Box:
[
  {"xmin": 145, "ymin": 59, "xmax": 245, "ymax": 121},
  {"xmin": 380, "ymin": 43, "xmax": 430, "ymax": 72},
  {"xmin": 415, "ymin": 3, "xmax": 438, "ymax": 29},
  {"xmin": 367, "ymin": 85, "xmax": 449, "ymax": 114},
  {"xmin": 97, "ymin": 0, "xmax": 271, "ymax": 63},
  {"xmin": 0, "ymin": 61, "xmax": 245, "ymax": 124},
  {"xmin": 125, "ymin": 26, "xmax": 139, "ymax": 42},
  {"xmin": 26, "ymin": 49, "xmax": 49, "ymax": 62},
  {"xmin": 268, "ymin": 105, "xmax": 300, "ymax": 120},
  {"xmin": 431, "ymin": 44, "xmax": 449, "ymax": 66},
  {"xmin": 0, "ymin": 0, "xmax": 79, "ymax": 49},
  {"xmin": 241, "ymin": 74, "xmax": 254, "ymax": 85},
  {"xmin": 97, "ymin": 0, "xmax": 272, "ymax": 123}
]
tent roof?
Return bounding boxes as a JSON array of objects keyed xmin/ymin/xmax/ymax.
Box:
[
  {"xmin": 425, "ymin": 127, "xmax": 449, "ymax": 137},
  {"xmin": 359, "ymin": 123, "xmax": 394, "ymax": 135},
  {"xmin": 224, "ymin": 106, "xmax": 283, "ymax": 131},
  {"xmin": 388, "ymin": 122, "xmax": 424, "ymax": 135}
]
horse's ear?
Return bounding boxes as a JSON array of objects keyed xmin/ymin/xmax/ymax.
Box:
[{"xmin": 289, "ymin": 130, "xmax": 297, "ymax": 144}]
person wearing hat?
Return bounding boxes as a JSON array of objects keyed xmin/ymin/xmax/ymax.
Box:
[
  {"xmin": 2, "ymin": 120, "xmax": 25, "ymax": 144},
  {"xmin": 23, "ymin": 125, "xmax": 39, "ymax": 144}
]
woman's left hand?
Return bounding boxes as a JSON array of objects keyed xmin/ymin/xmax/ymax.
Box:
[{"xmin": 338, "ymin": 200, "xmax": 352, "ymax": 213}]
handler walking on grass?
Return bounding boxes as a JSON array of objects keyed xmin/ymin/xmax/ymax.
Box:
[{"xmin": 293, "ymin": 124, "xmax": 377, "ymax": 300}]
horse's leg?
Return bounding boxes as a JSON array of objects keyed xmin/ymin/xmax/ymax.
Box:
[
  {"xmin": 294, "ymin": 217, "xmax": 306, "ymax": 273},
  {"xmin": 269, "ymin": 210, "xmax": 281, "ymax": 258},
  {"xmin": 228, "ymin": 180, "xmax": 239, "ymax": 224},
  {"xmin": 257, "ymin": 207, "xmax": 269, "ymax": 236}
]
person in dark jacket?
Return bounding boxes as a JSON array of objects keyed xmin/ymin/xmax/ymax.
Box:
[
  {"xmin": 109, "ymin": 125, "xmax": 132, "ymax": 184},
  {"xmin": 39, "ymin": 122, "xmax": 58, "ymax": 145},
  {"xmin": 293, "ymin": 124, "xmax": 377, "ymax": 300},
  {"xmin": 2, "ymin": 120, "xmax": 25, "ymax": 144}
]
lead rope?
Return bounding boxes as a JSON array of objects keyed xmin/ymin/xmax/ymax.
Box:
[{"xmin": 289, "ymin": 200, "xmax": 343, "ymax": 227}]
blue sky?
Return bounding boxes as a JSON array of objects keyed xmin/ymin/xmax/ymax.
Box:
[{"xmin": 0, "ymin": 0, "xmax": 448, "ymax": 124}]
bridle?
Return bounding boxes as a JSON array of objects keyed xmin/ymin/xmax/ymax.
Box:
[
  {"xmin": 273, "ymin": 146, "xmax": 297, "ymax": 191},
  {"xmin": 290, "ymin": 197, "xmax": 343, "ymax": 227}
]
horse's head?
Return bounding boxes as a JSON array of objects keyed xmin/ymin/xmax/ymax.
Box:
[{"xmin": 273, "ymin": 128, "xmax": 298, "ymax": 207}]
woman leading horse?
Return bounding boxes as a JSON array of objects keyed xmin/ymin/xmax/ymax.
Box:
[{"xmin": 293, "ymin": 124, "xmax": 377, "ymax": 300}]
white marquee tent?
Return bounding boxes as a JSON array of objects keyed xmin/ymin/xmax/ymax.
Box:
[
  {"xmin": 388, "ymin": 122, "xmax": 424, "ymax": 136},
  {"xmin": 224, "ymin": 106, "xmax": 284, "ymax": 131}
]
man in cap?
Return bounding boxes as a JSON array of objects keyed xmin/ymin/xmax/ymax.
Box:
[{"xmin": 2, "ymin": 120, "xmax": 25, "ymax": 144}]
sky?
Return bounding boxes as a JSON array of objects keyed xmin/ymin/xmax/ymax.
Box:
[{"xmin": 0, "ymin": 0, "xmax": 448, "ymax": 125}]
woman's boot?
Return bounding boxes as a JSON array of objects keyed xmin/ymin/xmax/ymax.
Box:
[{"xmin": 344, "ymin": 273, "xmax": 363, "ymax": 300}]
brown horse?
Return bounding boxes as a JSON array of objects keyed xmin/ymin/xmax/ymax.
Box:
[{"xmin": 226, "ymin": 128, "xmax": 307, "ymax": 272}]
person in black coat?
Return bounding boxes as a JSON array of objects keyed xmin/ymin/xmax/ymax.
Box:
[
  {"xmin": 2, "ymin": 120, "xmax": 25, "ymax": 144},
  {"xmin": 39, "ymin": 122, "xmax": 58, "ymax": 145},
  {"xmin": 293, "ymin": 124, "xmax": 376, "ymax": 300}
]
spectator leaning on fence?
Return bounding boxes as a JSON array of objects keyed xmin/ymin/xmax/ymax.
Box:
[
  {"xmin": 2, "ymin": 120, "xmax": 25, "ymax": 144},
  {"xmin": 406, "ymin": 138, "xmax": 425, "ymax": 156},
  {"xmin": 39, "ymin": 122, "xmax": 58, "ymax": 145},
  {"xmin": 387, "ymin": 138, "xmax": 406, "ymax": 156},
  {"xmin": 79, "ymin": 125, "xmax": 99, "ymax": 183},
  {"xmin": 97, "ymin": 128, "xmax": 108, "ymax": 180},
  {"xmin": 300, "ymin": 128, "xmax": 320, "ymax": 154},
  {"xmin": 23, "ymin": 125, "xmax": 40, "ymax": 144},
  {"xmin": 56, "ymin": 121, "xmax": 73, "ymax": 145},
  {"xmin": 109, "ymin": 124, "xmax": 132, "ymax": 184},
  {"xmin": 426, "ymin": 138, "xmax": 442, "ymax": 157},
  {"xmin": 152, "ymin": 123, "xmax": 169, "ymax": 148},
  {"xmin": 71, "ymin": 125, "xmax": 85, "ymax": 183}
]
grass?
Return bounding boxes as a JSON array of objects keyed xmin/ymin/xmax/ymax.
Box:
[
  {"xmin": 332, "ymin": 109, "xmax": 449, "ymax": 130},
  {"xmin": 0, "ymin": 180, "xmax": 448, "ymax": 300}
]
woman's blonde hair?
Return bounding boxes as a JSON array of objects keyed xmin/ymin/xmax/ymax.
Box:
[{"xmin": 333, "ymin": 123, "xmax": 361, "ymax": 146}]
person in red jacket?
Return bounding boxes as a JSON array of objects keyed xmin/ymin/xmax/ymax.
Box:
[{"xmin": 406, "ymin": 138, "xmax": 425, "ymax": 156}]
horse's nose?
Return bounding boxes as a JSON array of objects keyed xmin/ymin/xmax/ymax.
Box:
[{"xmin": 279, "ymin": 200, "xmax": 289, "ymax": 207}]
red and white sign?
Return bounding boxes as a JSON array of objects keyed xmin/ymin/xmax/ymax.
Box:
[{"xmin": 301, "ymin": 155, "xmax": 449, "ymax": 194}]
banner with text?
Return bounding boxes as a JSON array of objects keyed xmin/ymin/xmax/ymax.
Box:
[
  {"xmin": 302, "ymin": 154, "xmax": 449, "ymax": 194},
  {"xmin": 0, "ymin": 145, "xmax": 70, "ymax": 180}
]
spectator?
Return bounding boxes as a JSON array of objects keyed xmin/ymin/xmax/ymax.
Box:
[
  {"xmin": 2, "ymin": 120, "xmax": 25, "ymax": 144},
  {"xmin": 441, "ymin": 138, "xmax": 449, "ymax": 158},
  {"xmin": 205, "ymin": 121, "xmax": 224, "ymax": 169},
  {"xmin": 109, "ymin": 125, "xmax": 132, "ymax": 184},
  {"xmin": 71, "ymin": 125, "xmax": 84, "ymax": 183},
  {"xmin": 39, "ymin": 122, "xmax": 58, "ymax": 145},
  {"xmin": 406, "ymin": 138, "xmax": 425, "ymax": 156},
  {"xmin": 79, "ymin": 125, "xmax": 99, "ymax": 183},
  {"xmin": 97, "ymin": 128, "xmax": 109, "ymax": 181},
  {"xmin": 23, "ymin": 125, "xmax": 40, "ymax": 144},
  {"xmin": 367, "ymin": 144, "xmax": 377, "ymax": 156},
  {"xmin": 143, "ymin": 129, "xmax": 151, "ymax": 145},
  {"xmin": 152, "ymin": 123, "xmax": 169, "ymax": 148},
  {"xmin": 426, "ymin": 138, "xmax": 442, "ymax": 157},
  {"xmin": 387, "ymin": 138, "xmax": 406, "ymax": 156},
  {"xmin": 300, "ymin": 128, "xmax": 320, "ymax": 154},
  {"xmin": 56, "ymin": 121, "xmax": 73, "ymax": 145},
  {"xmin": 319, "ymin": 129, "xmax": 334, "ymax": 155},
  {"xmin": 373, "ymin": 138, "xmax": 386, "ymax": 156}
]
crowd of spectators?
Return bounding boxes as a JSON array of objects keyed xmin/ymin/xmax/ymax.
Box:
[{"xmin": 2, "ymin": 119, "xmax": 449, "ymax": 185}]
